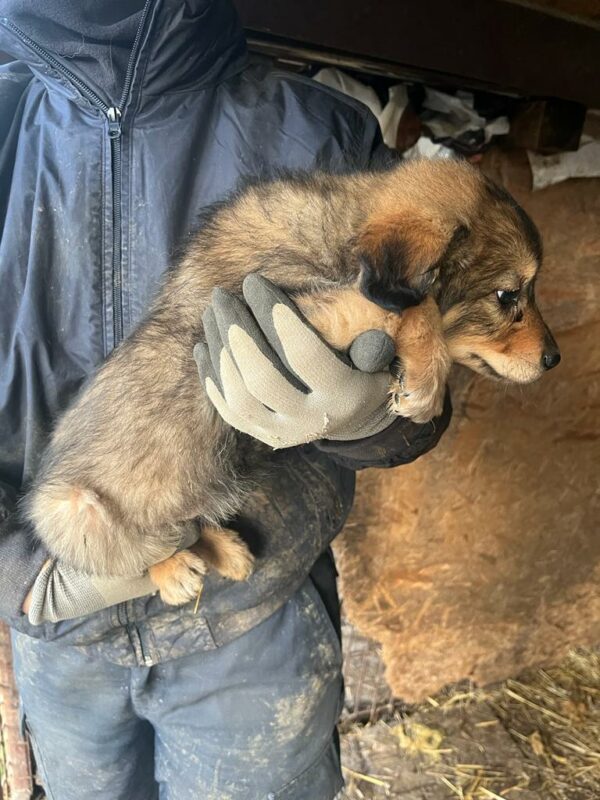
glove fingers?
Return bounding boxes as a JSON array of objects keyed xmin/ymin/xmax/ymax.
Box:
[
  {"xmin": 200, "ymin": 304, "xmax": 295, "ymax": 412},
  {"xmin": 198, "ymin": 276, "xmax": 398, "ymax": 447},
  {"xmin": 242, "ymin": 273, "xmax": 303, "ymax": 371},
  {"xmin": 210, "ymin": 288, "xmax": 308, "ymax": 411},
  {"xmin": 211, "ymin": 287, "xmax": 305, "ymax": 392},
  {"xmin": 193, "ymin": 342, "xmax": 221, "ymax": 396},
  {"xmin": 216, "ymin": 348, "xmax": 278, "ymax": 430},
  {"xmin": 204, "ymin": 371, "xmax": 283, "ymax": 447},
  {"xmin": 196, "ymin": 341, "xmax": 279, "ymax": 427},
  {"xmin": 201, "ymin": 306, "xmax": 227, "ymax": 391},
  {"xmin": 204, "ymin": 375, "xmax": 259, "ymax": 437},
  {"xmin": 242, "ymin": 274, "xmax": 352, "ymax": 376},
  {"xmin": 270, "ymin": 303, "xmax": 354, "ymax": 391}
]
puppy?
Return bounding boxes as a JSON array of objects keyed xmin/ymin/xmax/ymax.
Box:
[{"xmin": 24, "ymin": 160, "xmax": 560, "ymax": 605}]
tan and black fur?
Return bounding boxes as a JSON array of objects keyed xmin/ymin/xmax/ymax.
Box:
[{"xmin": 24, "ymin": 160, "xmax": 560, "ymax": 604}]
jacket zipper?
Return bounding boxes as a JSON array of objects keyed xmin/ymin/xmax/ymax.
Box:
[
  {"xmin": 1, "ymin": 1, "xmax": 152, "ymax": 347},
  {"xmin": 109, "ymin": 0, "xmax": 153, "ymax": 346},
  {"xmin": 107, "ymin": 108, "xmax": 124, "ymax": 345},
  {"xmin": 1, "ymin": 7, "xmax": 154, "ymax": 660},
  {"xmin": 106, "ymin": 2, "xmax": 153, "ymax": 642}
]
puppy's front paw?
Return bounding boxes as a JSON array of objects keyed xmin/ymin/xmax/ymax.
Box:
[
  {"xmin": 385, "ymin": 296, "xmax": 451, "ymax": 423},
  {"xmin": 149, "ymin": 550, "xmax": 207, "ymax": 606},
  {"xmin": 389, "ymin": 347, "xmax": 450, "ymax": 424}
]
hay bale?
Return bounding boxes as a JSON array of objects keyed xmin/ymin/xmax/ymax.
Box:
[{"xmin": 335, "ymin": 148, "xmax": 600, "ymax": 701}]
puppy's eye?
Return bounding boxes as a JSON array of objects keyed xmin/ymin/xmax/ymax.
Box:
[{"xmin": 496, "ymin": 289, "xmax": 519, "ymax": 306}]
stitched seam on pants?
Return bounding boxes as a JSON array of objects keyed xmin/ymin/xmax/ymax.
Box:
[{"xmin": 23, "ymin": 717, "xmax": 57, "ymax": 800}]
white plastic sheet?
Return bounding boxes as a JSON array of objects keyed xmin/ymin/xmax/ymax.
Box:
[
  {"xmin": 528, "ymin": 136, "xmax": 600, "ymax": 190},
  {"xmin": 379, "ymin": 84, "xmax": 410, "ymax": 148},
  {"xmin": 313, "ymin": 68, "xmax": 508, "ymax": 159},
  {"xmin": 422, "ymin": 88, "xmax": 509, "ymax": 143}
]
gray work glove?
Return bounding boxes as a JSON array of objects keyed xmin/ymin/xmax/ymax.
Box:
[
  {"xmin": 194, "ymin": 274, "xmax": 397, "ymax": 448},
  {"xmin": 26, "ymin": 527, "xmax": 200, "ymax": 624},
  {"xmin": 26, "ymin": 560, "xmax": 158, "ymax": 624}
]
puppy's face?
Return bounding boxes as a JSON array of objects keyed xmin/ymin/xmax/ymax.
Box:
[
  {"xmin": 436, "ymin": 181, "xmax": 560, "ymax": 383},
  {"xmin": 358, "ymin": 162, "xmax": 560, "ymax": 384}
]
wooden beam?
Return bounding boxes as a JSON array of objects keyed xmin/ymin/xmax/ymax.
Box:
[{"xmin": 234, "ymin": 0, "xmax": 600, "ymax": 106}]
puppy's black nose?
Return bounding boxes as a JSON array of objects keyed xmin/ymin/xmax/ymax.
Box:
[{"xmin": 542, "ymin": 348, "xmax": 561, "ymax": 370}]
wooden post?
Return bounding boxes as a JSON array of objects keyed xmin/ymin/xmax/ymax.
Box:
[{"xmin": 0, "ymin": 622, "xmax": 33, "ymax": 800}]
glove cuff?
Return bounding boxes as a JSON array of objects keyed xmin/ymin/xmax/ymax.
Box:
[{"xmin": 315, "ymin": 389, "xmax": 452, "ymax": 469}]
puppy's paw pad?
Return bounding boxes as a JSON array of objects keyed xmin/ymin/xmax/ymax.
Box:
[
  {"xmin": 394, "ymin": 401, "xmax": 442, "ymax": 424},
  {"xmin": 389, "ymin": 380, "xmax": 444, "ymax": 423}
]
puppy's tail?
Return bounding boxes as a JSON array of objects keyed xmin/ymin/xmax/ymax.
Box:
[{"xmin": 24, "ymin": 481, "xmax": 176, "ymax": 576}]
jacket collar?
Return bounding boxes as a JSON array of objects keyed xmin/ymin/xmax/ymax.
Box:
[{"xmin": 0, "ymin": 0, "xmax": 247, "ymax": 112}]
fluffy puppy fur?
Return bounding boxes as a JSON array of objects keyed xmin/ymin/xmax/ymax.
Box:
[{"xmin": 24, "ymin": 160, "xmax": 560, "ymax": 604}]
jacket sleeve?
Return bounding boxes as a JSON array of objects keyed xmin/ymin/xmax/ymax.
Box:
[
  {"xmin": 0, "ymin": 481, "xmax": 49, "ymax": 620},
  {"xmin": 0, "ymin": 63, "xmax": 47, "ymax": 620},
  {"xmin": 315, "ymin": 389, "xmax": 452, "ymax": 470}
]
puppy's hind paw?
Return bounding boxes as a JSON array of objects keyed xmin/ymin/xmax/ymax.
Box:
[
  {"xmin": 195, "ymin": 526, "xmax": 255, "ymax": 582},
  {"xmin": 149, "ymin": 550, "xmax": 207, "ymax": 606}
]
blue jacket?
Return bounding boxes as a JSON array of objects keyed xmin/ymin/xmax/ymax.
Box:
[{"xmin": 0, "ymin": 0, "xmax": 450, "ymax": 664}]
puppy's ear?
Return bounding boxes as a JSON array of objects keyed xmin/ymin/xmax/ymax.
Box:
[
  {"xmin": 359, "ymin": 255, "xmax": 424, "ymax": 312},
  {"xmin": 357, "ymin": 212, "xmax": 461, "ymax": 312}
]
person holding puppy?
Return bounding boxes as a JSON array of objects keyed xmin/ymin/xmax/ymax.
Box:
[{"xmin": 0, "ymin": 1, "xmax": 451, "ymax": 797}]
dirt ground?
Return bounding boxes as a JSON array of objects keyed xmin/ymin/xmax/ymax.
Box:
[{"xmin": 340, "ymin": 626, "xmax": 600, "ymax": 800}]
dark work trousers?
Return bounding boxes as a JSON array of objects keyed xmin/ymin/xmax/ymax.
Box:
[{"xmin": 12, "ymin": 557, "xmax": 344, "ymax": 800}]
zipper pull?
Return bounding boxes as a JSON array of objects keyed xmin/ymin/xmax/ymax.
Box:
[{"xmin": 107, "ymin": 106, "xmax": 122, "ymax": 139}]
